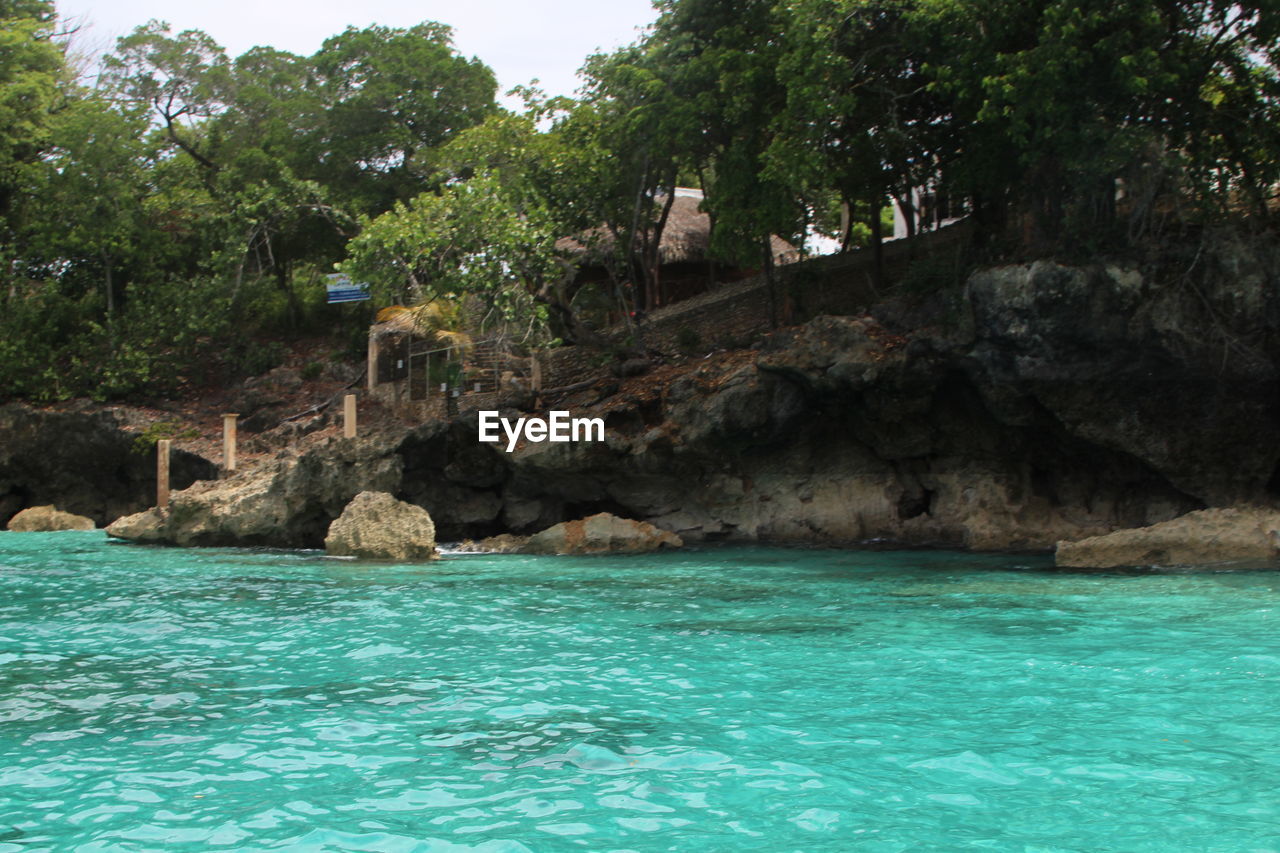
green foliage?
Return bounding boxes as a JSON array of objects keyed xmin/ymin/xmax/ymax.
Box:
[
  {"xmin": 892, "ymin": 0, "xmax": 1277, "ymax": 241},
  {"xmin": 130, "ymin": 420, "xmax": 200, "ymax": 454},
  {"xmin": 20, "ymin": 92, "xmax": 156, "ymax": 318},
  {"xmin": 574, "ymin": 22, "xmax": 749, "ymax": 306},
  {"xmin": 0, "ymin": 271, "xmax": 235, "ymax": 401},
  {"xmin": 675, "ymin": 326, "xmax": 702, "ymax": 354},
  {"xmin": 341, "ymin": 171, "xmax": 561, "ymax": 326},
  {"xmin": 0, "ymin": 11, "xmax": 505, "ymax": 403},
  {"xmin": 309, "ymin": 23, "xmax": 497, "ymax": 212},
  {"xmin": 101, "ymin": 20, "xmax": 231, "ymax": 172},
  {"xmin": 0, "ymin": 281, "xmax": 83, "ymax": 401},
  {"xmin": 234, "ymin": 340, "xmax": 285, "ymax": 377},
  {"xmin": 301, "ymin": 361, "xmax": 323, "ymax": 381},
  {"xmin": 3, "ymin": 0, "xmax": 1279, "ymax": 405},
  {"xmin": 0, "ymin": 0, "xmax": 64, "ymax": 217}
]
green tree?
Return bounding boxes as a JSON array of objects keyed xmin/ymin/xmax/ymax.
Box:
[
  {"xmin": 424, "ymin": 103, "xmax": 635, "ymax": 334},
  {"xmin": 309, "ymin": 23, "xmax": 498, "ymax": 214},
  {"xmin": 21, "ymin": 93, "xmax": 154, "ymax": 326},
  {"xmin": 102, "ymin": 25, "xmax": 356, "ymax": 327},
  {"xmin": 341, "ymin": 172, "xmax": 564, "ymax": 338},
  {"xmin": 101, "ymin": 20, "xmax": 231, "ymax": 172},
  {"xmin": 909, "ymin": 0, "xmax": 1280, "ymax": 243},
  {"xmin": 0, "ymin": 0, "xmax": 64, "ymax": 226},
  {"xmin": 601, "ymin": 0, "xmax": 805, "ymax": 321},
  {"xmin": 567, "ymin": 39, "xmax": 714, "ymax": 314},
  {"xmin": 770, "ymin": 0, "xmax": 942, "ymax": 254}
]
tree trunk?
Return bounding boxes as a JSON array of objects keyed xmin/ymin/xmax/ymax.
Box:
[
  {"xmin": 102, "ymin": 252, "xmax": 116, "ymax": 345},
  {"xmin": 763, "ymin": 237, "xmax": 778, "ymax": 329},
  {"xmin": 624, "ymin": 153, "xmax": 651, "ymax": 313},
  {"xmin": 869, "ymin": 198, "xmax": 884, "ymax": 291},
  {"xmin": 839, "ymin": 198, "xmax": 854, "ymax": 252},
  {"xmin": 276, "ymin": 259, "xmax": 300, "ymax": 329},
  {"xmin": 102, "ymin": 253, "xmax": 114, "ymax": 319},
  {"xmin": 535, "ymin": 291, "xmax": 608, "ymax": 349},
  {"xmin": 645, "ymin": 189, "xmax": 677, "ymax": 309}
]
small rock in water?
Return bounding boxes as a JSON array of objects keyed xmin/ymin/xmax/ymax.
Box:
[
  {"xmin": 452, "ymin": 534, "xmax": 531, "ymax": 554},
  {"xmin": 324, "ymin": 491, "xmax": 438, "ymax": 561},
  {"xmin": 7, "ymin": 505, "xmax": 95, "ymax": 532},
  {"xmin": 104, "ymin": 508, "xmax": 165, "ymax": 542},
  {"xmin": 1056, "ymin": 506, "xmax": 1280, "ymax": 569},
  {"xmin": 525, "ymin": 512, "xmax": 682, "ymax": 555}
]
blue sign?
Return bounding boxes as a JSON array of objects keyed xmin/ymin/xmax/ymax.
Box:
[{"xmin": 326, "ymin": 274, "xmax": 370, "ymax": 304}]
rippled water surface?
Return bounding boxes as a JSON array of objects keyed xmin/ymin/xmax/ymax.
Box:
[{"xmin": 1, "ymin": 532, "xmax": 1278, "ymax": 851}]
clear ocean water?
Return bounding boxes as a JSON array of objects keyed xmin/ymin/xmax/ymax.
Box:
[{"xmin": 1, "ymin": 532, "xmax": 1277, "ymax": 852}]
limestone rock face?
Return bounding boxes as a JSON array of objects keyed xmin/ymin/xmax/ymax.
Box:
[
  {"xmin": 106, "ymin": 434, "xmax": 401, "ymax": 548},
  {"xmin": 494, "ymin": 309, "xmax": 1200, "ymax": 551},
  {"xmin": 7, "ymin": 505, "xmax": 95, "ymax": 531},
  {"xmin": 324, "ymin": 491, "xmax": 438, "ymax": 561},
  {"xmin": 1056, "ymin": 507, "xmax": 1280, "ymax": 569},
  {"xmin": 105, "ymin": 508, "xmax": 165, "ymax": 542},
  {"xmin": 526, "ymin": 512, "xmax": 682, "ymax": 555},
  {"xmin": 963, "ymin": 259, "xmax": 1278, "ymax": 507},
  {"xmin": 487, "ymin": 237, "xmax": 1280, "ymax": 550}
]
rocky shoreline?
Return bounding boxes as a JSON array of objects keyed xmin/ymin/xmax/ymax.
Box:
[{"xmin": 5, "ymin": 234, "xmax": 1279, "ymax": 569}]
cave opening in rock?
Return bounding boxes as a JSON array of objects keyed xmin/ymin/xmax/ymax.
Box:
[
  {"xmin": 896, "ymin": 488, "xmax": 935, "ymax": 520},
  {"xmin": 562, "ymin": 498, "xmax": 636, "ymax": 524},
  {"xmin": 1266, "ymin": 462, "xmax": 1280, "ymax": 500}
]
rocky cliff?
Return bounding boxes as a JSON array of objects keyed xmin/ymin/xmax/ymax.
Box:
[
  {"xmin": 76, "ymin": 230, "xmax": 1280, "ymax": 551},
  {"xmin": 445, "ymin": 231, "xmax": 1276, "ymax": 550},
  {"xmin": 0, "ymin": 404, "xmax": 217, "ymax": 528}
]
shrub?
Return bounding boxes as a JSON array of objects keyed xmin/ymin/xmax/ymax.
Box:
[
  {"xmin": 675, "ymin": 326, "xmax": 701, "ymax": 354},
  {"xmin": 131, "ymin": 420, "xmax": 201, "ymax": 454},
  {"xmin": 237, "ymin": 340, "xmax": 285, "ymax": 376}
]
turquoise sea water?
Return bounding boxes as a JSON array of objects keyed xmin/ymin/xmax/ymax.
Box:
[{"xmin": 1, "ymin": 532, "xmax": 1277, "ymax": 852}]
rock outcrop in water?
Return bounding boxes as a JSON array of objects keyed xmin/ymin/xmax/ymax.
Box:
[
  {"xmin": 100, "ymin": 230, "xmax": 1280, "ymax": 553},
  {"xmin": 106, "ymin": 434, "xmax": 399, "ymax": 547},
  {"xmin": 6, "ymin": 505, "xmax": 95, "ymax": 531},
  {"xmin": 324, "ymin": 491, "xmax": 438, "ymax": 561},
  {"xmin": 525, "ymin": 512, "xmax": 682, "ymax": 555},
  {"xmin": 1056, "ymin": 507, "xmax": 1280, "ymax": 569}
]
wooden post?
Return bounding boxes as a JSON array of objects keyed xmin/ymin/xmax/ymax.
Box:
[
  {"xmin": 531, "ymin": 353, "xmax": 543, "ymax": 409},
  {"xmin": 222, "ymin": 414, "xmax": 238, "ymax": 472},
  {"xmin": 156, "ymin": 439, "xmax": 171, "ymax": 510},
  {"xmin": 343, "ymin": 394, "xmax": 357, "ymax": 438},
  {"xmin": 367, "ymin": 336, "xmax": 378, "ymax": 391}
]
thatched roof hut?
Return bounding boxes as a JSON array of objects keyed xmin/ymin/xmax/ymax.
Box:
[{"xmin": 556, "ymin": 190, "xmax": 798, "ymax": 269}]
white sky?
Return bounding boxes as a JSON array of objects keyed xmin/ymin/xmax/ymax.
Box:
[{"xmin": 55, "ymin": 0, "xmax": 659, "ymax": 104}]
